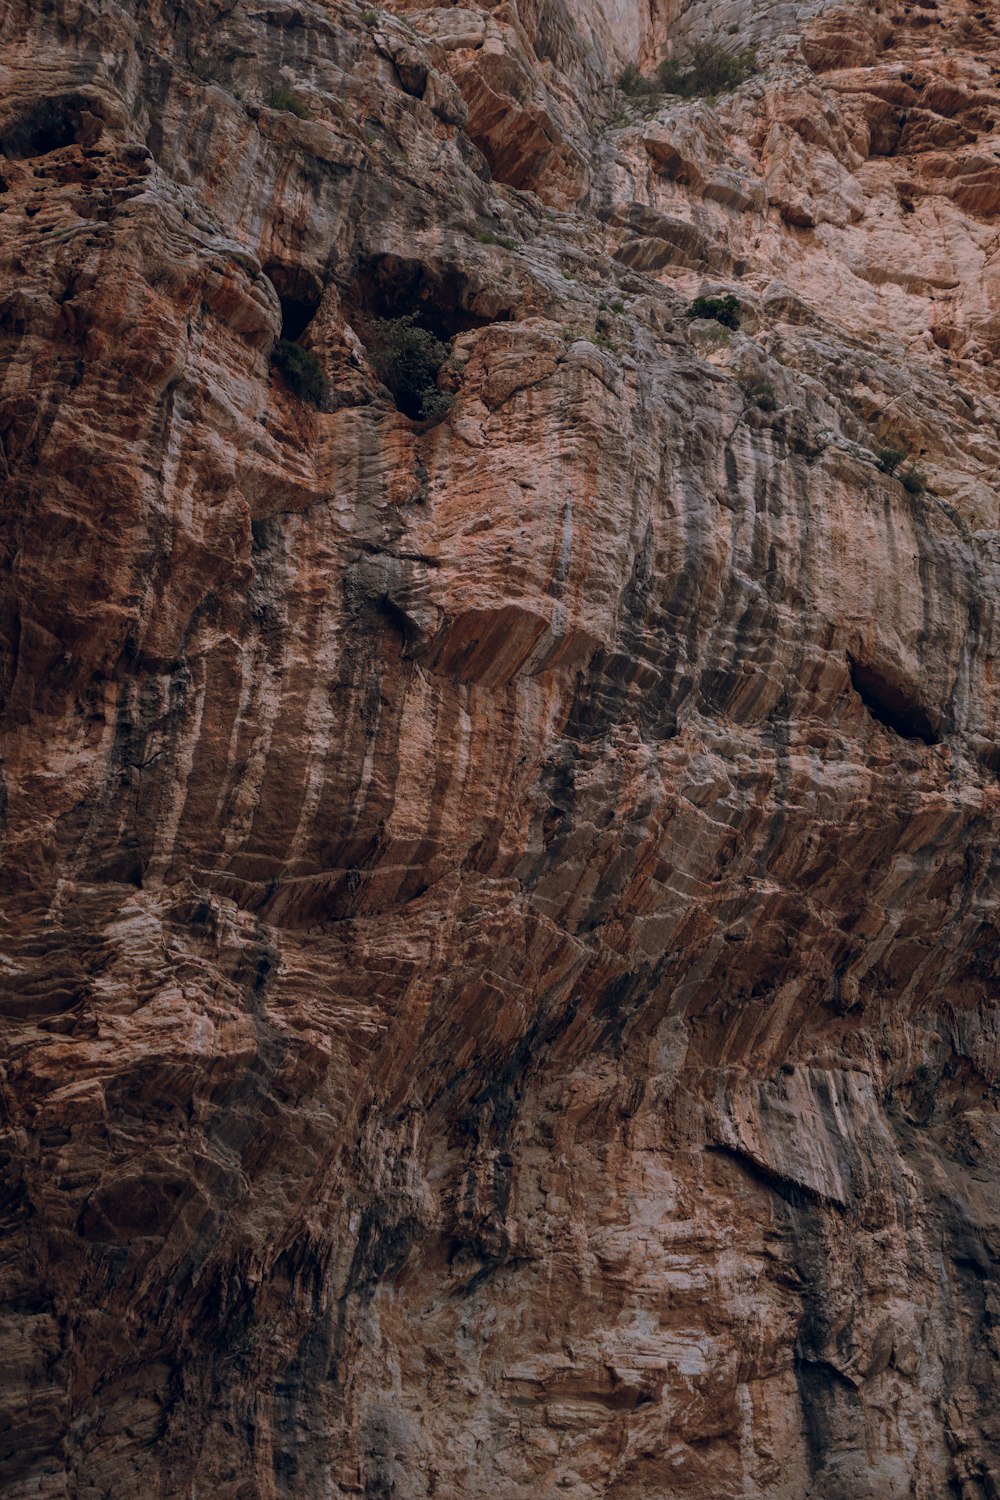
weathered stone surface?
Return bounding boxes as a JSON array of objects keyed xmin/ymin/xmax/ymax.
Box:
[{"xmin": 2, "ymin": 0, "xmax": 1000, "ymax": 1496}]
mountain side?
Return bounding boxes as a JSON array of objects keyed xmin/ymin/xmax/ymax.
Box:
[{"xmin": 1, "ymin": 0, "xmax": 1000, "ymax": 1495}]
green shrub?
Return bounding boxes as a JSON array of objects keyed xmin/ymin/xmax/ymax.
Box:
[
  {"xmin": 899, "ymin": 466, "xmax": 927, "ymax": 494},
  {"xmin": 876, "ymin": 444, "xmax": 908, "ymax": 476},
  {"xmin": 367, "ymin": 313, "xmax": 451, "ymax": 421},
  {"xmin": 741, "ymin": 377, "xmax": 777, "ymax": 411},
  {"xmin": 267, "ymin": 87, "xmax": 309, "ymax": 119},
  {"xmin": 687, "ymin": 293, "xmax": 741, "ymax": 329},
  {"xmin": 475, "ymin": 228, "xmax": 518, "ymax": 250},
  {"xmin": 609, "ymin": 298, "xmax": 625, "ymax": 313},
  {"xmin": 271, "ymin": 339, "xmax": 327, "ymax": 405},
  {"xmin": 658, "ymin": 42, "xmax": 757, "ymax": 98},
  {"xmin": 618, "ymin": 61, "xmax": 661, "ymax": 97},
  {"xmin": 362, "ymin": 8, "xmax": 379, "ymax": 22}
]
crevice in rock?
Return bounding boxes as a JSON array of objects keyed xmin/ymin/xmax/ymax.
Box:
[
  {"xmin": 710, "ymin": 1144, "xmax": 840, "ymax": 1210},
  {"xmin": 848, "ymin": 656, "xmax": 940, "ymax": 743},
  {"xmin": 264, "ymin": 261, "xmax": 323, "ymax": 341}
]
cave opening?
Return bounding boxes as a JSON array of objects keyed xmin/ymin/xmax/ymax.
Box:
[
  {"xmin": 1, "ymin": 98, "xmax": 79, "ymax": 159},
  {"xmin": 264, "ymin": 261, "xmax": 323, "ymax": 342},
  {"xmin": 347, "ymin": 253, "xmax": 503, "ymax": 342},
  {"xmin": 848, "ymin": 657, "xmax": 940, "ymax": 744}
]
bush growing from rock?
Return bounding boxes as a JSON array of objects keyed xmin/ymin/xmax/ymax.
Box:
[
  {"xmin": 367, "ymin": 313, "xmax": 451, "ymax": 421},
  {"xmin": 876, "ymin": 444, "xmax": 908, "ymax": 475},
  {"xmin": 687, "ymin": 293, "xmax": 741, "ymax": 329},
  {"xmin": 741, "ymin": 377, "xmax": 777, "ymax": 411},
  {"xmin": 266, "ymin": 86, "xmax": 309, "ymax": 118},
  {"xmin": 271, "ymin": 339, "xmax": 327, "ymax": 405},
  {"xmin": 658, "ymin": 43, "xmax": 757, "ymax": 98},
  {"xmin": 899, "ymin": 466, "xmax": 928, "ymax": 494},
  {"xmin": 618, "ymin": 62, "xmax": 660, "ymax": 97},
  {"xmin": 475, "ymin": 228, "xmax": 518, "ymax": 250}
]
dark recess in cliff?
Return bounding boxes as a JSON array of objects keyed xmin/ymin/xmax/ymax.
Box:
[
  {"xmin": 1, "ymin": 96, "xmax": 80, "ymax": 157},
  {"xmin": 848, "ymin": 657, "xmax": 940, "ymax": 743},
  {"xmin": 265, "ymin": 261, "xmax": 324, "ymax": 341},
  {"xmin": 349, "ymin": 253, "xmax": 506, "ymax": 340}
]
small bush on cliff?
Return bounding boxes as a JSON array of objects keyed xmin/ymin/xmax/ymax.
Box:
[
  {"xmin": 267, "ymin": 86, "xmax": 310, "ymax": 119},
  {"xmin": 271, "ymin": 339, "xmax": 327, "ymax": 405},
  {"xmin": 367, "ymin": 313, "xmax": 451, "ymax": 421},
  {"xmin": 618, "ymin": 62, "xmax": 660, "ymax": 97},
  {"xmin": 899, "ymin": 466, "xmax": 928, "ymax": 495},
  {"xmin": 658, "ymin": 42, "xmax": 758, "ymax": 98},
  {"xmin": 476, "ymin": 228, "xmax": 518, "ymax": 250},
  {"xmin": 876, "ymin": 444, "xmax": 908, "ymax": 476},
  {"xmin": 741, "ymin": 377, "xmax": 777, "ymax": 411},
  {"xmin": 687, "ymin": 293, "xmax": 742, "ymax": 329}
]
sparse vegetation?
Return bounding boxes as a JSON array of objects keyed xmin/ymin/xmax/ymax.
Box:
[
  {"xmin": 366, "ymin": 313, "xmax": 452, "ymax": 421},
  {"xmin": 267, "ymin": 87, "xmax": 310, "ymax": 119},
  {"xmin": 658, "ymin": 42, "xmax": 758, "ymax": 98},
  {"xmin": 609, "ymin": 299, "xmax": 625, "ymax": 313},
  {"xmin": 687, "ymin": 293, "xmax": 742, "ymax": 329},
  {"xmin": 476, "ymin": 229, "xmax": 518, "ymax": 250},
  {"xmin": 741, "ymin": 377, "xmax": 777, "ymax": 411},
  {"xmin": 899, "ymin": 466, "xmax": 928, "ymax": 494},
  {"xmin": 618, "ymin": 61, "xmax": 661, "ymax": 97},
  {"xmin": 271, "ymin": 339, "xmax": 327, "ymax": 406},
  {"xmin": 362, "ymin": 7, "xmax": 379, "ymax": 22},
  {"xmin": 875, "ymin": 444, "xmax": 908, "ymax": 476}
]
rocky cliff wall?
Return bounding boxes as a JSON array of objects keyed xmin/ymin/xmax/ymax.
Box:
[{"xmin": 2, "ymin": 0, "xmax": 1000, "ymax": 1495}]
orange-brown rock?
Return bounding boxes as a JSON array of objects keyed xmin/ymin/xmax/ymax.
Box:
[{"xmin": 2, "ymin": 0, "xmax": 1000, "ymax": 1496}]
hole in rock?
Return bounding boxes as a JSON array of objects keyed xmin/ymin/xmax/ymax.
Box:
[
  {"xmin": 349, "ymin": 253, "xmax": 503, "ymax": 340},
  {"xmin": 264, "ymin": 260, "xmax": 324, "ymax": 340},
  {"xmin": 848, "ymin": 657, "xmax": 940, "ymax": 744},
  {"xmin": 1, "ymin": 97, "xmax": 81, "ymax": 159}
]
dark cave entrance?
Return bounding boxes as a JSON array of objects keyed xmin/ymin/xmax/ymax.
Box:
[
  {"xmin": 1, "ymin": 97, "xmax": 81, "ymax": 158},
  {"xmin": 347, "ymin": 253, "xmax": 504, "ymax": 342},
  {"xmin": 848, "ymin": 657, "xmax": 940, "ymax": 745},
  {"xmin": 265, "ymin": 261, "xmax": 324, "ymax": 343}
]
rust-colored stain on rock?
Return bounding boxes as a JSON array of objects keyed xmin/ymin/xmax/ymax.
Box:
[{"xmin": 2, "ymin": 0, "xmax": 1000, "ymax": 1494}]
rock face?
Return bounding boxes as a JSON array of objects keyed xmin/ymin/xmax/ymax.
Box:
[{"xmin": 2, "ymin": 0, "xmax": 1000, "ymax": 1494}]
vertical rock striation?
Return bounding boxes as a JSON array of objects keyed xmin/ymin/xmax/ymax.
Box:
[{"xmin": 1, "ymin": 0, "xmax": 999, "ymax": 1494}]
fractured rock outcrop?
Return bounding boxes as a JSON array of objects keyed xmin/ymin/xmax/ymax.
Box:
[{"xmin": 1, "ymin": 0, "xmax": 1000, "ymax": 1495}]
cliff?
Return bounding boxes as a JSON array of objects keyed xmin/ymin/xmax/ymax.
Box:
[{"xmin": 2, "ymin": 0, "xmax": 1000, "ymax": 1495}]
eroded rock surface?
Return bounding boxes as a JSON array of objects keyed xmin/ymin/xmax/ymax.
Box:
[{"xmin": 2, "ymin": 0, "xmax": 1000, "ymax": 1495}]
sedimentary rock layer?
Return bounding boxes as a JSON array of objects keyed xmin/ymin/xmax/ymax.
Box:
[{"xmin": 1, "ymin": 0, "xmax": 999, "ymax": 1494}]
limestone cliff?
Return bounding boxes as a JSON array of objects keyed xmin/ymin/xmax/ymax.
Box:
[{"xmin": 2, "ymin": 0, "xmax": 1000, "ymax": 1494}]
